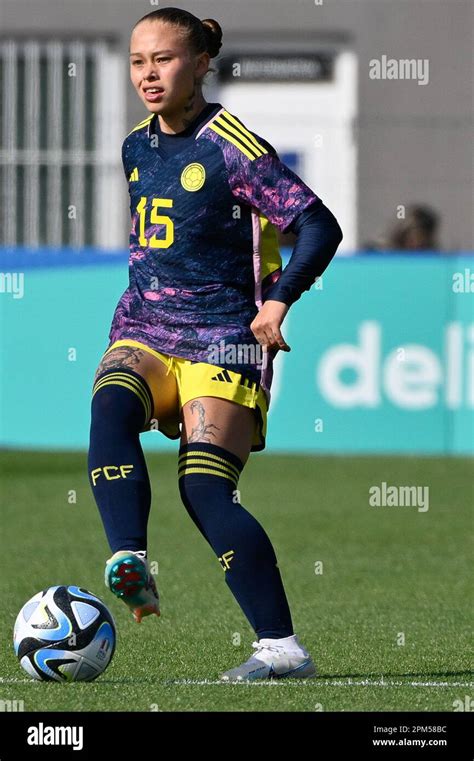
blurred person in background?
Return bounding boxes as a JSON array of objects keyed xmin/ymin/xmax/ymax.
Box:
[{"xmin": 364, "ymin": 204, "xmax": 440, "ymax": 252}]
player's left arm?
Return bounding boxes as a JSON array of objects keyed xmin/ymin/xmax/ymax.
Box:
[
  {"xmin": 227, "ymin": 146, "xmax": 343, "ymax": 352},
  {"xmin": 257, "ymin": 198, "xmax": 343, "ymax": 352}
]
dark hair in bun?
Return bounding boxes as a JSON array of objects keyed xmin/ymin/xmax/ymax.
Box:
[
  {"xmin": 134, "ymin": 7, "xmax": 223, "ymax": 59},
  {"xmin": 200, "ymin": 18, "xmax": 223, "ymax": 59}
]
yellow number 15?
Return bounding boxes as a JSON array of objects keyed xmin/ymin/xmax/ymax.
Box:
[{"xmin": 136, "ymin": 196, "xmax": 174, "ymax": 249}]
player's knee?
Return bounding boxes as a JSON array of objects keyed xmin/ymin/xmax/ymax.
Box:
[
  {"xmin": 91, "ymin": 368, "xmax": 153, "ymax": 432},
  {"xmin": 177, "ymin": 442, "xmax": 244, "ymax": 509}
]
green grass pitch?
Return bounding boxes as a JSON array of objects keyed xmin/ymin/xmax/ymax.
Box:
[{"xmin": 1, "ymin": 450, "xmax": 472, "ymax": 712}]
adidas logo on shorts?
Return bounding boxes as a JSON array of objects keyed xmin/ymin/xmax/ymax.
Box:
[
  {"xmin": 211, "ymin": 370, "xmax": 258, "ymax": 391},
  {"xmin": 211, "ymin": 369, "xmax": 233, "ymax": 383}
]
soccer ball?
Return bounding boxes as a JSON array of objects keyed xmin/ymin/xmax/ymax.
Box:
[{"xmin": 13, "ymin": 585, "xmax": 116, "ymax": 682}]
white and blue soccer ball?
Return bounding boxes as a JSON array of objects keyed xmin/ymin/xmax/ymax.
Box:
[{"xmin": 13, "ymin": 585, "xmax": 116, "ymax": 682}]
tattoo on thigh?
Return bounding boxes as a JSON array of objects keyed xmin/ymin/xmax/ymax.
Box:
[
  {"xmin": 187, "ymin": 400, "xmax": 220, "ymax": 443},
  {"xmin": 94, "ymin": 347, "xmax": 146, "ymax": 382}
]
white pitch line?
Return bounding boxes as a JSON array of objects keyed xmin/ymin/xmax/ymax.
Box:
[
  {"xmin": 146, "ymin": 678, "xmax": 474, "ymax": 688},
  {"xmin": 0, "ymin": 677, "xmax": 472, "ymax": 688},
  {"xmin": 165, "ymin": 679, "xmax": 474, "ymax": 688},
  {"xmin": 0, "ymin": 678, "xmax": 37, "ymax": 684},
  {"xmin": 322, "ymin": 679, "xmax": 474, "ymax": 688}
]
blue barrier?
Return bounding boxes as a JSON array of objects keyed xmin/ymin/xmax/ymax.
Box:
[{"xmin": 0, "ymin": 249, "xmax": 472, "ymax": 454}]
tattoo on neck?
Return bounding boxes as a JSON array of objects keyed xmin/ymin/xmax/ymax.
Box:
[
  {"xmin": 181, "ymin": 115, "xmax": 194, "ymax": 130},
  {"xmin": 174, "ymin": 88, "xmax": 205, "ymax": 132},
  {"xmin": 184, "ymin": 87, "xmax": 196, "ymax": 112}
]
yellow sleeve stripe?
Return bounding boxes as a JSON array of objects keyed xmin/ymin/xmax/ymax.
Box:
[
  {"xmin": 220, "ymin": 110, "xmax": 268, "ymax": 154},
  {"xmin": 126, "ymin": 114, "xmax": 154, "ymax": 137},
  {"xmin": 214, "ymin": 116, "xmax": 267, "ymax": 158},
  {"xmin": 209, "ymin": 111, "xmax": 268, "ymax": 161},
  {"xmin": 209, "ymin": 121, "xmax": 258, "ymax": 160}
]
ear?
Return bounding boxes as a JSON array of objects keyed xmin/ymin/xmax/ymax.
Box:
[{"xmin": 195, "ymin": 50, "xmax": 210, "ymax": 75}]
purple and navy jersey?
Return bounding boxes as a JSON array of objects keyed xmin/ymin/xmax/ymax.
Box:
[{"xmin": 109, "ymin": 103, "xmax": 319, "ymax": 395}]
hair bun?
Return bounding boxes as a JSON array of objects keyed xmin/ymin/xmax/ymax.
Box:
[{"xmin": 201, "ymin": 18, "xmax": 223, "ymax": 58}]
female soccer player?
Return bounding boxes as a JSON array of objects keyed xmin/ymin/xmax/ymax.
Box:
[{"xmin": 88, "ymin": 7, "xmax": 343, "ymax": 681}]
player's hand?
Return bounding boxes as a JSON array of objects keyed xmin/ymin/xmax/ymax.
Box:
[{"xmin": 250, "ymin": 300, "xmax": 291, "ymax": 352}]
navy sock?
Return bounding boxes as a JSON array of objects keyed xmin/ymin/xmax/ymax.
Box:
[
  {"xmin": 88, "ymin": 369, "xmax": 153, "ymax": 554},
  {"xmin": 178, "ymin": 442, "xmax": 294, "ymax": 639}
]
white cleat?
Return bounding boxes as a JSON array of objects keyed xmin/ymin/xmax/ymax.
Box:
[{"xmin": 220, "ymin": 634, "xmax": 317, "ymax": 682}]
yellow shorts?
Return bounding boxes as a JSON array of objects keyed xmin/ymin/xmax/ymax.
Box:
[{"xmin": 105, "ymin": 339, "xmax": 268, "ymax": 452}]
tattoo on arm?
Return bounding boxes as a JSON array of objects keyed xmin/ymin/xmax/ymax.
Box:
[
  {"xmin": 187, "ymin": 400, "xmax": 220, "ymax": 443},
  {"xmin": 94, "ymin": 347, "xmax": 146, "ymax": 382}
]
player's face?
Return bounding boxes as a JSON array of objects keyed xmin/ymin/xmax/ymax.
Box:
[{"xmin": 129, "ymin": 21, "xmax": 209, "ymax": 117}]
